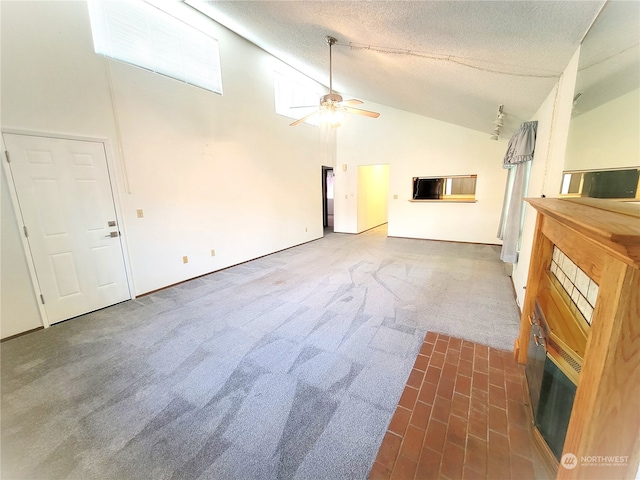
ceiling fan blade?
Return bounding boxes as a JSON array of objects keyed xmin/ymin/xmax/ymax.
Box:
[
  {"xmin": 344, "ymin": 106, "xmax": 380, "ymax": 118},
  {"xmin": 338, "ymin": 99, "xmax": 364, "ymax": 106},
  {"xmin": 290, "ymin": 105, "xmax": 318, "ymax": 109},
  {"xmin": 289, "ymin": 110, "xmax": 319, "ymax": 127}
]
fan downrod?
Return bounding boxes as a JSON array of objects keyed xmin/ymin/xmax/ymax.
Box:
[{"xmin": 326, "ymin": 36, "xmax": 338, "ymax": 94}]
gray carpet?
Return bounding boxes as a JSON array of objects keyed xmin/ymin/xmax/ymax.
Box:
[{"xmin": 1, "ymin": 225, "xmax": 520, "ymax": 480}]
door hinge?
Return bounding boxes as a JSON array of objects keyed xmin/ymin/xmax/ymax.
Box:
[
  {"xmin": 23, "ymin": 226, "xmax": 28, "ymax": 238},
  {"xmin": 4, "ymin": 151, "xmax": 9, "ymax": 163},
  {"xmin": 40, "ymin": 294, "xmax": 45, "ymax": 305}
]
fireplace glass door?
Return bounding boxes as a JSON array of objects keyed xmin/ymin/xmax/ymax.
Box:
[
  {"xmin": 525, "ymin": 301, "xmax": 547, "ymax": 416},
  {"xmin": 535, "ymin": 356, "xmax": 577, "ymax": 460}
]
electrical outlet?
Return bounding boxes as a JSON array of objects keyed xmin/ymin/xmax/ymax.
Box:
[
  {"xmin": 182, "ymin": 256, "xmax": 188, "ymax": 264},
  {"xmin": 393, "ymin": 194, "xmax": 398, "ymax": 199},
  {"xmin": 210, "ymin": 249, "xmax": 215, "ymax": 257},
  {"xmin": 305, "ymin": 227, "xmax": 308, "ymax": 232},
  {"xmin": 136, "ymin": 209, "xmax": 144, "ymax": 218}
]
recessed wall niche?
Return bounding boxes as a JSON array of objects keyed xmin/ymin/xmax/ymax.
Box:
[{"xmin": 411, "ymin": 174, "xmax": 477, "ymax": 202}]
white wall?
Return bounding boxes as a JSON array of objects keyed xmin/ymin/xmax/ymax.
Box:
[
  {"xmin": 335, "ymin": 102, "xmax": 508, "ymax": 243},
  {"xmin": 0, "ymin": 1, "xmax": 325, "ymax": 336},
  {"xmin": 357, "ymin": 164, "xmax": 390, "ymax": 233},
  {"xmin": 511, "ymin": 49, "xmax": 580, "ymax": 309},
  {"xmin": 565, "ymin": 87, "xmax": 640, "ymax": 171},
  {"xmin": 1, "ymin": 169, "xmax": 42, "ymax": 338}
]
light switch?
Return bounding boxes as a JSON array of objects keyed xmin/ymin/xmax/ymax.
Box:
[
  {"xmin": 210, "ymin": 249, "xmax": 215, "ymax": 257},
  {"xmin": 182, "ymin": 256, "xmax": 188, "ymax": 264},
  {"xmin": 136, "ymin": 209, "xmax": 144, "ymax": 218},
  {"xmin": 393, "ymin": 194, "xmax": 398, "ymax": 200}
]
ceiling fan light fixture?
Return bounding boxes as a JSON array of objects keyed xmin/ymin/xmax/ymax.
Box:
[
  {"xmin": 289, "ymin": 35, "xmax": 380, "ymax": 127},
  {"xmin": 320, "ymin": 106, "xmax": 345, "ymax": 126}
]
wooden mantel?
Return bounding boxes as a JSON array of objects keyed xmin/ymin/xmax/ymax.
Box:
[
  {"xmin": 526, "ymin": 198, "xmax": 640, "ymax": 269},
  {"xmin": 516, "ymin": 198, "xmax": 640, "ymax": 480}
]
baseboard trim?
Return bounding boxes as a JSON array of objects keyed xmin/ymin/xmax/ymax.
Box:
[
  {"xmin": 138, "ymin": 236, "xmax": 325, "ymax": 297},
  {"xmin": 1, "ymin": 326, "xmax": 44, "ymax": 342},
  {"xmin": 509, "ymin": 276, "xmax": 522, "ymax": 314},
  {"xmin": 386, "ymin": 234, "xmax": 501, "ymax": 247}
]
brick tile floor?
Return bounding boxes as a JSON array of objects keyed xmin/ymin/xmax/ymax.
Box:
[{"xmin": 370, "ymin": 333, "xmax": 539, "ymax": 480}]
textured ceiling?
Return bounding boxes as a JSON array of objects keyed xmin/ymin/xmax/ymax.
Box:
[{"xmin": 190, "ymin": 1, "xmax": 618, "ymax": 136}]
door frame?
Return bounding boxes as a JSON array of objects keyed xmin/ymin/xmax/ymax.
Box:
[
  {"xmin": 1, "ymin": 128, "xmax": 134, "ymax": 328},
  {"xmin": 321, "ymin": 166, "xmax": 333, "ymax": 229}
]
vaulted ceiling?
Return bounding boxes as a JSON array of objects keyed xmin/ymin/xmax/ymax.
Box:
[{"xmin": 187, "ymin": 1, "xmax": 617, "ymax": 137}]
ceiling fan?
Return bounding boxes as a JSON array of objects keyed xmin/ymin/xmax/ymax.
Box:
[{"xmin": 289, "ymin": 36, "xmax": 380, "ymax": 127}]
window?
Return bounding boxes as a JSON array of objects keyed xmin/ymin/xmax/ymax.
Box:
[
  {"xmin": 411, "ymin": 175, "xmax": 477, "ymax": 202},
  {"xmin": 560, "ymin": 168, "xmax": 639, "ymax": 199},
  {"xmin": 274, "ymin": 72, "xmax": 320, "ymax": 126},
  {"xmin": 87, "ymin": 0, "xmax": 222, "ymax": 94}
]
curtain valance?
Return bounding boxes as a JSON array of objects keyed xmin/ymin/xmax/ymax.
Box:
[{"xmin": 503, "ymin": 121, "xmax": 538, "ymax": 167}]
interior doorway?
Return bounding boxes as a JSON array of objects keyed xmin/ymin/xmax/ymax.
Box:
[
  {"xmin": 356, "ymin": 164, "xmax": 390, "ymax": 233},
  {"xmin": 321, "ymin": 166, "xmax": 334, "ymax": 230}
]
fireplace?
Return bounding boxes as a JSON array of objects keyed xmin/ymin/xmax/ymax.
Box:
[{"xmin": 517, "ymin": 198, "xmax": 640, "ymax": 480}]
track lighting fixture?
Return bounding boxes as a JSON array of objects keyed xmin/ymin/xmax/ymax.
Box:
[{"xmin": 490, "ymin": 105, "xmax": 504, "ymax": 140}]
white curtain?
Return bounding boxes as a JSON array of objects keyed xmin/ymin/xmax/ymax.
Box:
[{"xmin": 498, "ymin": 121, "xmax": 538, "ymax": 263}]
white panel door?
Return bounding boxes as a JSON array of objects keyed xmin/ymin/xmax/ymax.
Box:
[{"xmin": 4, "ymin": 133, "xmax": 130, "ymax": 324}]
